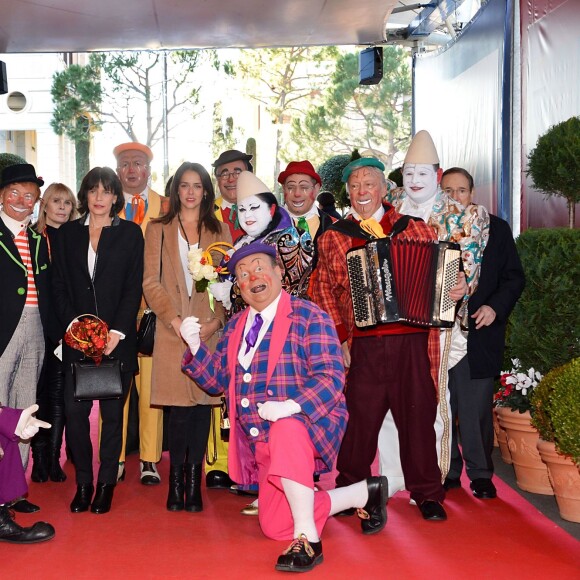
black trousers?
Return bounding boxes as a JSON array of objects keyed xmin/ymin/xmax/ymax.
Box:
[
  {"xmin": 64, "ymin": 370, "xmax": 133, "ymax": 485},
  {"xmin": 448, "ymin": 355, "xmax": 495, "ymax": 480},
  {"xmin": 168, "ymin": 405, "xmax": 211, "ymax": 466}
]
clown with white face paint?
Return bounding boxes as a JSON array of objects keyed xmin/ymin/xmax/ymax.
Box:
[
  {"xmin": 209, "ymin": 171, "xmax": 313, "ymax": 316},
  {"xmin": 381, "ymin": 131, "xmax": 491, "ymax": 499}
]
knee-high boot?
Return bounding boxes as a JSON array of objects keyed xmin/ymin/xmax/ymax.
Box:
[
  {"xmin": 31, "ymin": 434, "xmax": 49, "ymax": 483},
  {"xmin": 48, "ymin": 347, "xmax": 67, "ymax": 481},
  {"xmin": 49, "ymin": 413, "xmax": 67, "ymax": 482},
  {"xmin": 167, "ymin": 464, "xmax": 185, "ymax": 511},
  {"xmin": 184, "ymin": 463, "xmax": 203, "ymax": 512}
]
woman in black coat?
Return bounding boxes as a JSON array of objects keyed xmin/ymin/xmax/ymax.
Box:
[{"xmin": 52, "ymin": 167, "xmax": 144, "ymax": 514}]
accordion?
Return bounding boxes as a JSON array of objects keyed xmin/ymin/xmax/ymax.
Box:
[{"xmin": 346, "ymin": 237, "xmax": 461, "ymax": 329}]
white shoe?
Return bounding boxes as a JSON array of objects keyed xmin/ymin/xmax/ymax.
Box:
[{"xmin": 140, "ymin": 461, "xmax": 160, "ymax": 485}]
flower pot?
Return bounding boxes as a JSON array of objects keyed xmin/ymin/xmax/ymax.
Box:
[
  {"xmin": 493, "ymin": 407, "xmax": 512, "ymax": 464},
  {"xmin": 495, "ymin": 407, "xmax": 553, "ymax": 495},
  {"xmin": 537, "ymin": 439, "xmax": 580, "ymax": 523}
]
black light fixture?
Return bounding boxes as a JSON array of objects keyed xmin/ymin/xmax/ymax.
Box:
[{"xmin": 359, "ymin": 47, "xmax": 383, "ymax": 85}]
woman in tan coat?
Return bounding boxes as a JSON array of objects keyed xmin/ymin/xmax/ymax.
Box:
[{"xmin": 143, "ymin": 162, "xmax": 231, "ymax": 512}]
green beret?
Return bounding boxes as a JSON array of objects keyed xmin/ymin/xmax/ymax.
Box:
[{"xmin": 342, "ymin": 157, "xmax": 385, "ymax": 182}]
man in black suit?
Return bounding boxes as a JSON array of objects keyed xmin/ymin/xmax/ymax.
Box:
[
  {"xmin": 0, "ymin": 163, "xmax": 51, "ymax": 513},
  {"xmin": 441, "ymin": 167, "xmax": 525, "ymax": 499}
]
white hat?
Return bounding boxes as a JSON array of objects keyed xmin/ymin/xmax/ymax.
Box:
[
  {"xmin": 404, "ymin": 130, "xmax": 439, "ymax": 164},
  {"xmin": 236, "ymin": 171, "xmax": 271, "ymax": 202}
]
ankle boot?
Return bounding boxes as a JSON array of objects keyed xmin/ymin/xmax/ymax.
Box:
[
  {"xmin": 31, "ymin": 439, "xmax": 49, "ymax": 483},
  {"xmin": 49, "ymin": 452, "xmax": 67, "ymax": 482},
  {"xmin": 167, "ymin": 464, "xmax": 185, "ymax": 511},
  {"xmin": 184, "ymin": 463, "xmax": 203, "ymax": 512},
  {"xmin": 91, "ymin": 483, "xmax": 115, "ymax": 514}
]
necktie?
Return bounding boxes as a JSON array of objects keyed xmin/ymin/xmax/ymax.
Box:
[
  {"xmin": 245, "ymin": 313, "xmax": 263, "ymax": 354},
  {"xmin": 129, "ymin": 194, "xmax": 146, "ymax": 225},
  {"xmin": 230, "ymin": 204, "xmax": 239, "ymax": 229},
  {"xmin": 297, "ymin": 216, "xmax": 309, "ymax": 234}
]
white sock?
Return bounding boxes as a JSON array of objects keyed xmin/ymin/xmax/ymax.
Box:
[
  {"xmin": 327, "ymin": 480, "xmax": 368, "ymax": 516},
  {"xmin": 281, "ymin": 477, "xmax": 319, "ymax": 542}
]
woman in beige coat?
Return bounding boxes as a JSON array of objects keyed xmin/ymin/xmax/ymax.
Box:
[{"xmin": 143, "ymin": 162, "xmax": 231, "ymax": 512}]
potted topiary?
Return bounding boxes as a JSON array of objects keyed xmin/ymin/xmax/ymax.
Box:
[
  {"xmin": 531, "ymin": 358, "xmax": 580, "ymax": 522},
  {"xmin": 527, "ymin": 115, "xmax": 580, "ymax": 228}
]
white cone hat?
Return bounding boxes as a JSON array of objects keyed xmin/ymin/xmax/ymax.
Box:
[
  {"xmin": 236, "ymin": 171, "xmax": 271, "ymax": 202},
  {"xmin": 404, "ymin": 130, "xmax": 439, "ymax": 164}
]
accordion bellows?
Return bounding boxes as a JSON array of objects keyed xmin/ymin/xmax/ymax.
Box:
[{"xmin": 347, "ymin": 238, "xmax": 461, "ymax": 329}]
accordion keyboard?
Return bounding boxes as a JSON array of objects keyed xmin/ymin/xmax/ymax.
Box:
[
  {"xmin": 438, "ymin": 248, "xmax": 461, "ymax": 323},
  {"xmin": 346, "ymin": 251, "xmax": 375, "ymax": 327}
]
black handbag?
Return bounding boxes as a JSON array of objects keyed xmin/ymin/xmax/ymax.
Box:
[
  {"xmin": 72, "ymin": 357, "xmax": 123, "ymax": 401},
  {"xmin": 136, "ymin": 309, "xmax": 156, "ymax": 356},
  {"xmin": 136, "ymin": 229, "xmax": 163, "ymax": 356}
]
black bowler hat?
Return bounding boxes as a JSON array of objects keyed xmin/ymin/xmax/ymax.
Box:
[
  {"xmin": 212, "ymin": 149, "xmax": 253, "ymax": 173},
  {"xmin": 0, "ymin": 163, "xmax": 44, "ymax": 189}
]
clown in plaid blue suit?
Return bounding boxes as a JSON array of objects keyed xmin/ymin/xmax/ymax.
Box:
[{"xmin": 181, "ymin": 243, "xmax": 388, "ymax": 573}]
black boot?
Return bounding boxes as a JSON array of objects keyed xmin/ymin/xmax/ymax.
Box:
[
  {"xmin": 167, "ymin": 464, "xmax": 185, "ymax": 512},
  {"xmin": 184, "ymin": 463, "xmax": 203, "ymax": 512},
  {"xmin": 30, "ymin": 438, "xmax": 49, "ymax": 483},
  {"xmin": 91, "ymin": 483, "xmax": 115, "ymax": 514},
  {"xmin": 70, "ymin": 484, "xmax": 94, "ymax": 513},
  {"xmin": 48, "ymin": 355, "xmax": 67, "ymax": 482}
]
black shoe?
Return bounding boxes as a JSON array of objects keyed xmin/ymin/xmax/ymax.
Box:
[
  {"xmin": 417, "ymin": 500, "xmax": 447, "ymax": 521},
  {"xmin": 443, "ymin": 477, "xmax": 461, "ymax": 491},
  {"xmin": 167, "ymin": 464, "xmax": 185, "ymax": 511},
  {"xmin": 206, "ymin": 470, "xmax": 233, "ymax": 489},
  {"xmin": 357, "ymin": 476, "xmax": 388, "ymax": 535},
  {"xmin": 0, "ymin": 506, "xmax": 55, "ymax": 544},
  {"xmin": 470, "ymin": 478, "xmax": 497, "ymax": 499},
  {"xmin": 70, "ymin": 484, "xmax": 94, "ymax": 513},
  {"xmin": 140, "ymin": 461, "xmax": 161, "ymax": 486},
  {"xmin": 275, "ymin": 534, "xmax": 323, "ymax": 572},
  {"xmin": 49, "ymin": 452, "xmax": 67, "ymax": 483},
  {"xmin": 335, "ymin": 507, "xmax": 356, "ymax": 517},
  {"xmin": 91, "ymin": 483, "xmax": 115, "ymax": 514},
  {"xmin": 184, "ymin": 463, "xmax": 203, "ymax": 512},
  {"xmin": 11, "ymin": 499, "xmax": 40, "ymax": 513}
]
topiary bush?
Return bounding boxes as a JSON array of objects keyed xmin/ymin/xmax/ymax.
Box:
[
  {"xmin": 317, "ymin": 154, "xmax": 350, "ymax": 200},
  {"xmin": 531, "ymin": 358, "xmax": 580, "ymax": 465},
  {"xmin": 505, "ymin": 228, "xmax": 580, "ymax": 374},
  {"xmin": 0, "ymin": 152, "xmax": 26, "ymax": 176}
]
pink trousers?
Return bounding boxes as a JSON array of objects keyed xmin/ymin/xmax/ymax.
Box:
[{"xmin": 256, "ymin": 418, "xmax": 331, "ymax": 541}]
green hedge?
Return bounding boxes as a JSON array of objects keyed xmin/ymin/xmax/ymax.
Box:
[
  {"xmin": 0, "ymin": 152, "xmax": 26, "ymax": 175},
  {"xmin": 505, "ymin": 228, "xmax": 580, "ymax": 374}
]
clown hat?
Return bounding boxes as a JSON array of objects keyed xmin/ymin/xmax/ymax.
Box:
[
  {"xmin": 404, "ymin": 130, "xmax": 439, "ymax": 164},
  {"xmin": 237, "ymin": 171, "xmax": 271, "ymax": 203}
]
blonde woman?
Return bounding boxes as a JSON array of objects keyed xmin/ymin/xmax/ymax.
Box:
[{"xmin": 31, "ymin": 183, "xmax": 78, "ymax": 483}]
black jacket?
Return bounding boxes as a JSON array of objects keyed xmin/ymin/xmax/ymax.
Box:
[
  {"xmin": 0, "ymin": 217, "xmax": 51, "ymax": 356},
  {"xmin": 467, "ymin": 214, "xmax": 525, "ymax": 378},
  {"xmin": 51, "ymin": 215, "xmax": 144, "ymax": 373}
]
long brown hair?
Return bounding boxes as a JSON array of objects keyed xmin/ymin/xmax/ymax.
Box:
[{"xmin": 154, "ymin": 162, "xmax": 221, "ymax": 235}]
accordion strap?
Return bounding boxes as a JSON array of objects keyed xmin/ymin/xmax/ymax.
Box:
[{"xmin": 329, "ymin": 214, "xmax": 421, "ymax": 240}]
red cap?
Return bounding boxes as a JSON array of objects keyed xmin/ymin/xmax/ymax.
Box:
[{"xmin": 278, "ymin": 160, "xmax": 321, "ymax": 186}]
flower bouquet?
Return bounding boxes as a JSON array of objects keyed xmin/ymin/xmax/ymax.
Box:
[
  {"xmin": 495, "ymin": 358, "xmax": 543, "ymax": 413},
  {"xmin": 188, "ymin": 241, "xmax": 234, "ymax": 293},
  {"xmin": 65, "ymin": 314, "xmax": 109, "ymax": 365}
]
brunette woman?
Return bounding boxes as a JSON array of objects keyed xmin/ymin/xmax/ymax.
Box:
[
  {"xmin": 52, "ymin": 168, "xmax": 143, "ymax": 514},
  {"xmin": 31, "ymin": 183, "xmax": 78, "ymax": 483},
  {"xmin": 143, "ymin": 162, "xmax": 231, "ymax": 512}
]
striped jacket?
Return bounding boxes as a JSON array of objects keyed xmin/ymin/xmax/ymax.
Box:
[{"xmin": 182, "ymin": 290, "xmax": 347, "ymax": 484}]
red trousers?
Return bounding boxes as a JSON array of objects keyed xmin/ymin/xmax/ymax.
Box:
[
  {"xmin": 256, "ymin": 419, "xmax": 331, "ymax": 541},
  {"xmin": 336, "ymin": 333, "xmax": 444, "ymax": 503}
]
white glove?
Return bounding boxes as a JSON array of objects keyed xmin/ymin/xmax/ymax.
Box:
[
  {"xmin": 257, "ymin": 400, "xmax": 301, "ymax": 422},
  {"xmin": 180, "ymin": 316, "xmax": 202, "ymax": 354},
  {"xmin": 14, "ymin": 404, "xmax": 51, "ymax": 440},
  {"xmin": 209, "ymin": 280, "xmax": 233, "ymax": 310}
]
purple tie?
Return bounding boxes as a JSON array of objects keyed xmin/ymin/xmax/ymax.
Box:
[{"xmin": 245, "ymin": 314, "xmax": 263, "ymax": 354}]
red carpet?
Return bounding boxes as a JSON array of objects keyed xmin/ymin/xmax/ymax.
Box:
[{"xmin": 3, "ymin": 437, "xmax": 579, "ymax": 578}]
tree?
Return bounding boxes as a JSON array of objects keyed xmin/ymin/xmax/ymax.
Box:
[
  {"xmin": 291, "ymin": 47, "xmax": 412, "ymax": 172},
  {"xmin": 211, "ymin": 100, "xmax": 244, "ymax": 161},
  {"xmin": 51, "ymin": 62, "xmax": 102, "ymax": 188},
  {"xmin": 238, "ymin": 46, "xmax": 338, "ymax": 188},
  {"xmin": 527, "ymin": 116, "xmax": 580, "ymax": 228},
  {"xmin": 317, "ymin": 154, "xmax": 350, "ymax": 197},
  {"xmin": 90, "ymin": 50, "xmax": 220, "ymax": 148}
]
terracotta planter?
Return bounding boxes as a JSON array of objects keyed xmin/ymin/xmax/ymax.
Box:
[
  {"xmin": 537, "ymin": 439, "xmax": 580, "ymax": 523},
  {"xmin": 493, "ymin": 407, "xmax": 512, "ymax": 464},
  {"xmin": 495, "ymin": 407, "xmax": 553, "ymax": 495}
]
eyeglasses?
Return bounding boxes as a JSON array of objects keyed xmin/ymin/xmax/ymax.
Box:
[
  {"xmin": 217, "ymin": 169, "xmax": 242, "ymax": 180},
  {"xmin": 284, "ymin": 184, "xmax": 314, "ymax": 194},
  {"xmin": 118, "ymin": 161, "xmax": 149, "ymax": 171}
]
